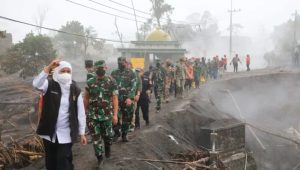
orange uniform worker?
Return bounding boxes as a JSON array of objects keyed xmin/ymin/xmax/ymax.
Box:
[{"xmin": 246, "ymin": 54, "xmax": 251, "ymax": 71}]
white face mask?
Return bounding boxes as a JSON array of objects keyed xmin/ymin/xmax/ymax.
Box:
[{"xmin": 57, "ymin": 73, "xmax": 72, "ymax": 85}]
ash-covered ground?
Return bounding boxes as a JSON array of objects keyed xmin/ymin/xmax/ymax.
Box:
[
  {"xmin": 209, "ymin": 68, "xmax": 300, "ymax": 170},
  {"xmin": 1, "ymin": 68, "xmax": 300, "ymax": 170}
]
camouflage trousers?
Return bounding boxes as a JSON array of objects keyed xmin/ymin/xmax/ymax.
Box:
[
  {"xmin": 114, "ymin": 101, "xmax": 134, "ymax": 136},
  {"xmin": 164, "ymin": 78, "xmax": 172, "ymax": 101},
  {"xmin": 176, "ymin": 79, "xmax": 185, "ymax": 98},
  {"xmin": 87, "ymin": 118, "xmax": 113, "ymax": 156},
  {"xmin": 154, "ymin": 85, "xmax": 163, "ymax": 110}
]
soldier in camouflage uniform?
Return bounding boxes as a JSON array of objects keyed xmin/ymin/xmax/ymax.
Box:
[
  {"xmin": 84, "ymin": 60, "xmax": 118, "ymax": 169},
  {"xmin": 111, "ymin": 57, "xmax": 137, "ymax": 142},
  {"xmin": 175, "ymin": 58, "xmax": 186, "ymax": 98},
  {"xmin": 193, "ymin": 58, "xmax": 202, "ymax": 88},
  {"xmin": 164, "ymin": 59, "xmax": 173, "ymax": 103},
  {"xmin": 152, "ymin": 59, "xmax": 166, "ymax": 112},
  {"xmin": 85, "ymin": 60, "xmax": 95, "ymax": 81},
  {"xmin": 127, "ymin": 62, "xmax": 142, "ymax": 131}
]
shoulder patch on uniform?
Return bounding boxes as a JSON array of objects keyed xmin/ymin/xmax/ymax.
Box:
[{"xmin": 87, "ymin": 77, "xmax": 96, "ymax": 85}]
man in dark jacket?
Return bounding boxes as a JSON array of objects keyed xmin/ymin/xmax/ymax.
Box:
[{"xmin": 135, "ymin": 68, "xmax": 152, "ymax": 128}]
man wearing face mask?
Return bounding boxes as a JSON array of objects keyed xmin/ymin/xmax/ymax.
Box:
[
  {"xmin": 84, "ymin": 60, "xmax": 118, "ymax": 169},
  {"xmin": 152, "ymin": 59, "xmax": 166, "ymax": 112},
  {"xmin": 33, "ymin": 59, "xmax": 87, "ymax": 170},
  {"xmin": 164, "ymin": 59, "xmax": 173, "ymax": 103},
  {"xmin": 176, "ymin": 58, "xmax": 186, "ymax": 98},
  {"xmin": 111, "ymin": 57, "xmax": 137, "ymax": 142}
]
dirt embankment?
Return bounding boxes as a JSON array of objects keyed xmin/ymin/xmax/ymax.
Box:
[{"xmin": 208, "ymin": 70, "xmax": 300, "ymax": 170}]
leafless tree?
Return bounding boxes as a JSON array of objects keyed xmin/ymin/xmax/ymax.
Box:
[
  {"xmin": 34, "ymin": 7, "xmax": 48, "ymax": 35},
  {"xmin": 149, "ymin": 0, "xmax": 173, "ymax": 28},
  {"xmin": 83, "ymin": 26, "xmax": 98, "ymax": 58},
  {"xmin": 114, "ymin": 17, "xmax": 124, "ymax": 48}
]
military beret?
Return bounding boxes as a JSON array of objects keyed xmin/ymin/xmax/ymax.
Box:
[{"xmin": 94, "ymin": 60, "xmax": 105, "ymax": 68}]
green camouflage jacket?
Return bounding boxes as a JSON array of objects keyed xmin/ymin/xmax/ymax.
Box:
[
  {"xmin": 153, "ymin": 67, "xmax": 166, "ymax": 87},
  {"xmin": 86, "ymin": 76, "xmax": 118, "ymax": 121},
  {"xmin": 111, "ymin": 68, "xmax": 137, "ymax": 101}
]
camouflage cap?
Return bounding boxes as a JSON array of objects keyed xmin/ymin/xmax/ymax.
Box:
[{"xmin": 94, "ymin": 60, "xmax": 105, "ymax": 68}]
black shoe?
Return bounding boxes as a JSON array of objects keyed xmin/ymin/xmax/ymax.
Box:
[
  {"xmin": 113, "ymin": 135, "xmax": 119, "ymax": 142},
  {"xmin": 96, "ymin": 155, "xmax": 104, "ymax": 170},
  {"xmin": 145, "ymin": 121, "xmax": 149, "ymax": 126},
  {"xmin": 122, "ymin": 134, "xmax": 129, "ymax": 142},
  {"xmin": 113, "ymin": 132, "xmax": 120, "ymax": 142},
  {"xmin": 105, "ymin": 145, "xmax": 111, "ymax": 158}
]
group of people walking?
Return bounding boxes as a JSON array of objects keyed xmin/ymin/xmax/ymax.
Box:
[{"xmin": 32, "ymin": 53, "xmax": 252, "ymax": 170}]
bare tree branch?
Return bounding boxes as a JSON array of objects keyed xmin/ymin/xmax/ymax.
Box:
[
  {"xmin": 34, "ymin": 7, "xmax": 48, "ymax": 34},
  {"xmin": 114, "ymin": 17, "xmax": 124, "ymax": 48}
]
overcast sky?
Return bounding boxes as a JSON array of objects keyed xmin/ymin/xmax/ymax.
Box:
[{"xmin": 0, "ymin": 0, "xmax": 299, "ymax": 44}]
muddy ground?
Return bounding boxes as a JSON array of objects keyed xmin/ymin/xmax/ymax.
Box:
[{"xmin": 1, "ymin": 68, "xmax": 300, "ymax": 170}]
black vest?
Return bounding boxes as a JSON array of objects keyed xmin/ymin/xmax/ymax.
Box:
[{"xmin": 36, "ymin": 80, "xmax": 81, "ymax": 143}]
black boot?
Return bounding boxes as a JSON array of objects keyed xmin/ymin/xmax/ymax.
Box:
[
  {"xmin": 113, "ymin": 135, "xmax": 119, "ymax": 142},
  {"xmin": 96, "ymin": 155, "xmax": 103, "ymax": 170},
  {"xmin": 113, "ymin": 131, "xmax": 120, "ymax": 142},
  {"xmin": 113, "ymin": 125, "xmax": 121, "ymax": 142},
  {"xmin": 122, "ymin": 133, "xmax": 129, "ymax": 142},
  {"xmin": 104, "ymin": 144, "xmax": 111, "ymax": 158}
]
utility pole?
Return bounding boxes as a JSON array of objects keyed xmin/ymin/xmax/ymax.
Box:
[
  {"xmin": 114, "ymin": 17, "xmax": 124, "ymax": 48},
  {"xmin": 131, "ymin": 0, "xmax": 139, "ymax": 40},
  {"xmin": 228, "ymin": 0, "xmax": 240, "ymax": 58},
  {"xmin": 294, "ymin": 10, "xmax": 298, "ymax": 45},
  {"xmin": 293, "ymin": 10, "xmax": 299, "ymax": 67}
]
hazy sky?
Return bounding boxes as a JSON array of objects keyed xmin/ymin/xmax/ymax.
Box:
[{"xmin": 0, "ymin": 0, "xmax": 299, "ymax": 44}]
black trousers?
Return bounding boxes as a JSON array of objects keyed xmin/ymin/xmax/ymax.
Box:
[
  {"xmin": 194, "ymin": 78, "xmax": 200, "ymax": 88},
  {"xmin": 233, "ymin": 64, "xmax": 238, "ymax": 72},
  {"xmin": 185, "ymin": 79, "xmax": 192, "ymax": 90},
  {"xmin": 43, "ymin": 138, "xmax": 73, "ymax": 170},
  {"xmin": 135, "ymin": 99, "xmax": 149, "ymax": 127},
  {"xmin": 247, "ymin": 64, "xmax": 250, "ymax": 71}
]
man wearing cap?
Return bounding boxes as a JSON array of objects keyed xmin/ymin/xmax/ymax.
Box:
[
  {"xmin": 175, "ymin": 58, "xmax": 186, "ymax": 98},
  {"xmin": 164, "ymin": 59, "xmax": 173, "ymax": 103},
  {"xmin": 127, "ymin": 62, "xmax": 142, "ymax": 132},
  {"xmin": 85, "ymin": 60, "xmax": 95, "ymax": 81},
  {"xmin": 193, "ymin": 58, "xmax": 202, "ymax": 88},
  {"xmin": 84, "ymin": 60, "xmax": 118, "ymax": 168},
  {"xmin": 111, "ymin": 57, "xmax": 137, "ymax": 142},
  {"xmin": 152, "ymin": 59, "xmax": 166, "ymax": 112}
]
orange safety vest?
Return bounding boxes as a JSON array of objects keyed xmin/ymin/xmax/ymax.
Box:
[{"xmin": 246, "ymin": 57, "xmax": 251, "ymax": 65}]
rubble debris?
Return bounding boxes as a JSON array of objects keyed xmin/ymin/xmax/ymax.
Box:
[
  {"xmin": 0, "ymin": 134, "xmax": 44, "ymax": 169},
  {"xmin": 171, "ymin": 150, "xmax": 225, "ymax": 170},
  {"xmin": 125, "ymin": 150, "xmax": 225, "ymax": 170}
]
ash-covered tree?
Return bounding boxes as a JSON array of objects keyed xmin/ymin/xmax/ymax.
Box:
[
  {"xmin": 54, "ymin": 21, "xmax": 85, "ymax": 57},
  {"xmin": 149, "ymin": 0, "xmax": 174, "ymax": 28},
  {"xmin": 169, "ymin": 11, "xmax": 220, "ymax": 56},
  {"xmin": 138, "ymin": 19, "xmax": 153, "ymax": 40},
  {"xmin": 54, "ymin": 21, "xmax": 104, "ymax": 58},
  {"xmin": 266, "ymin": 13, "xmax": 300, "ymax": 66},
  {"xmin": 0, "ymin": 33, "xmax": 56, "ymax": 77}
]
